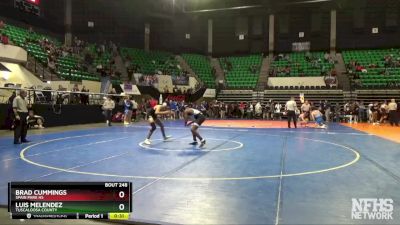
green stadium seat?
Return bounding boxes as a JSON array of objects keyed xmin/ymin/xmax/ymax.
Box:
[{"xmin": 219, "ymin": 54, "xmax": 262, "ymax": 89}]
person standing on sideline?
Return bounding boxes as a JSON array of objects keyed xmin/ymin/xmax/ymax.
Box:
[
  {"xmin": 102, "ymin": 96, "xmax": 115, "ymax": 126},
  {"xmin": 324, "ymin": 100, "xmax": 331, "ymax": 122},
  {"xmin": 13, "ymin": 89, "xmax": 29, "ymax": 144},
  {"xmin": 131, "ymin": 98, "xmax": 138, "ymax": 122},
  {"xmin": 388, "ymin": 99, "xmax": 398, "ymax": 126},
  {"xmin": 274, "ymin": 102, "xmax": 282, "ymax": 120},
  {"xmin": 123, "ymin": 96, "xmax": 132, "ymax": 125},
  {"xmin": 358, "ymin": 101, "xmax": 366, "ymax": 123},
  {"xmin": 169, "ymin": 100, "xmax": 178, "ymax": 120},
  {"xmin": 239, "ymin": 102, "xmax": 245, "ymax": 118},
  {"xmin": 285, "ymin": 97, "xmax": 298, "ymax": 128},
  {"xmin": 301, "ymin": 100, "xmax": 311, "ymax": 120},
  {"xmin": 255, "ymin": 102, "xmax": 262, "ymax": 118}
]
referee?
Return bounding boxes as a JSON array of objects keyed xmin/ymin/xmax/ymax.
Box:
[
  {"xmin": 388, "ymin": 99, "xmax": 398, "ymax": 126},
  {"xmin": 13, "ymin": 89, "xmax": 29, "ymax": 144},
  {"xmin": 285, "ymin": 97, "xmax": 298, "ymax": 128}
]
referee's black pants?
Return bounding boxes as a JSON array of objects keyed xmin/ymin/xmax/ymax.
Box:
[
  {"xmin": 104, "ymin": 109, "xmax": 113, "ymax": 124},
  {"xmin": 388, "ymin": 110, "xmax": 399, "ymax": 126},
  {"xmin": 14, "ymin": 112, "xmax": 28, "ymax": 143},
  {"xmin": 287, "ymin": 110, "xmax": 297, "ymax": 128}
]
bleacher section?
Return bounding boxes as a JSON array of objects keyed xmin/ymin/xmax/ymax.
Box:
[
  {"xmin": 0, "ymin": 24, "xmax": 60, "ymax": 47},
  {"xmin": 56, "ymin": 56, "xmax": 99, "ymax": 82},
  {"xmin": 219, "ymin": 55, "xmax": 262, "ymax": 89},
  {"xmin": 271, "ymin": 52, "xmax": 334, "ymax": 77},
  {"xmin": 0, "ymin": 24, "xmax": 56, "ymax": 64},
  {"xmin": 25, "ymin": 42, "xmax": 48, "ymax": 64},
  {"xmin": 217, "ymin": 90, "xmax": 254, "ymax": 103},
  {"xmin": 0, "ymin": 23, "xmax": 103, "ymax": 83},
  {"xmin": 355, "ymin": 90, "xmax": 400, "ymax": 103},
  {"xmin": 88, "ymin": 44, "xmax": 112, "ymax": 67},
  {"xmin": 181, "ymin": 54, "xmax": 215, "ymax": 88},
  {"xmin": 120, "ymin": 48, "xmax": 180, "ymax": 76},
  {"xmin": 342, "ymin": 49, "xmax": 400, "ymax": 88}
]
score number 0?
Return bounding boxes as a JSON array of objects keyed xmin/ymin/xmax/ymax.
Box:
[{"xmin": 118, "ymin": 191, "xmax": 125, "ymax": 211}]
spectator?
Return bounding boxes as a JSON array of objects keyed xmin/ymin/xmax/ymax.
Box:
[
  {"xmin": 263, "ymin": 101, "xmax": 271, "ymax": 120},
  {"xmin": 27, "ymin": 109, "xmax": 45, "ymax": 129},
  {"xmin": 324, "ymin": 53, "xmax": 330, "ymax": 62},
  {"xmin": 239, "ymin": 102, "xmax": 246, "ymax": 119},
  {"xmin": 5, "ymin": 91, "xmax": 16, "ymax": 130},
  {"xmin": 301, "ymin": 100, "xmax": 311, "ymax": 120},
  {"xmin": 131, "ymin": 98, "xmax": 138, "ymax": 122},
  {"xmin": 331, "ymin": 69, "xmax": 337, "ymax": 77},
  {"xmin": 80, "ymin": 86, "xmax": 89, "ymax": 105},
  {"xmin": 284, "ymin": 66, "xmax": 291, "ymax": 75},
  {"xmin": 212, "ymin": 67, "xmax": 216, "ymax": 76},
  {"xmin": 324, "ymin": 100, "xmax": 331, "ymax": 122},
  {"xmin": 8, "ymin": 91, "xmax": 16, "ymax": 104},
  {"xmin": 173, "ymin": 85, "xmax": 178, "ymax": 94},
  {"xmin": 379, "ymin": 101, "xmax": 388, "ymax": 124},
  {"xmin": 47, "ymin": 57, "xmax": 56, "ymax": 74},
  {"xmin": 245, "ymin": 103, "xmax": 253, "ymax": 119},
  {"xmin": 351, "ymin": 101, "xmax": 359, "ymax": 123},
  {"xmin": 255, "ymin": 102, "xmax": 262, "ymax": 118},
  {"xmin": 274, "ymin": 102, "xmax": 282, "ymax": 120},
  {"xmin": 127, "ymin": 66, "xmax": 134, "ymax": 81},
  {"xmin": 358, "ymin": 101, "xmax": 366, "ymax": 123},
  {"xmin": 57, "ymin": 85, "xmax": 68, "ymax": 104},
  {"xmin": 71, "ymin": 84, "xmax": 80, "ymax": 104},
  {"xmin": 170, "ymin": 100, "xmax": 178, "ymax": 119},
  {"xmin": 123, "ymin": 96, "xmax": 133, "ymax": 125},
  {"xmin": 371, "ymin": 102, "xmax": 380, "ymax": 125},
  {"xmin": 102, "ymin": 96, "xmax": 115, "ymax": 126},
  {"xmin": 1, "ymin": 33, "xmax": 9, "ymax": 45},
  {"xmin": 269, "ymin": 67, "xmax": 276, "ymax": 77},
  {"xmin": 305, "ymin": 52, "xmax": 311, "ymax": 61},
  {"xmin": 0, "ymin": 20, "xmax": 4, "ymax": 29}
]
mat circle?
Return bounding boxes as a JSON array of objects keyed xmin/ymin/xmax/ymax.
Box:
[
  {"xmin": 19, "ymin": 133, "xmax": 360, "ymax": 181},
  {"xmin": 138, "ymin": 138, "xmax": 243, "ymax": 152}
]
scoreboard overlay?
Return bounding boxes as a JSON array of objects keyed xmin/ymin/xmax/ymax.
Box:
[{"xmin": 8, "ymin": 182, "xmax": 132, "ymax": 220}]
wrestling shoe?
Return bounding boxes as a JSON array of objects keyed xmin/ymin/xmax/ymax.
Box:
[
  {"xmin": 199, "ymin": 139, "xmax": 206, "ymax": 147},
  {"xmin": 143, "ymin": 139, "xmax": 151, "ymax": 145},
  {"xmin": 189, "ymin": 141, "xmax": 198, "ymax": 145},
  {"xmin": 163, "ymin": 135, "xmax": 172, "ymax": 141}
]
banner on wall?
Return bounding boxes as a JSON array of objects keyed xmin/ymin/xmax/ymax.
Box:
[
  {"xmin": 292, "ymin": 42, "xmax": 310, "ymax": 52},
  {"xmin": 203, "ymin": 89, "xmax": 216, "ymax": 98},
  {"xmin": 120, "ymin": 84, "xmax": 141, "ymax": 95},
  {"xmin": 124, "ymin": 84, "xmax": 132, "ymax": 92},
  {"xmin": 171, "ymin": 75, "xmax": 189, "ymax": 85},
  {"xmin": 134, "ymin": 73, "xmax": 158, "ymax": 86}
]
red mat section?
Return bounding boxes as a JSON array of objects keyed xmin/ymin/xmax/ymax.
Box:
[{"xmin": 203, "ymin": 120, "xmax": 293, "ymax": 128}]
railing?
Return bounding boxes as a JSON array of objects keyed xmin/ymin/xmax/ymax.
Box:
[
  {"xmin": 0, "ymin": 86, "xmax": 123, "ymax": 105},
  {"xmin": 26, "ymin": 55, "xmax": 52, "ymax": 81}
]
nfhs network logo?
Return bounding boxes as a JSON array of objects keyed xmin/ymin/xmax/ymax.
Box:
[{"xmin": 351, "ymin": 198, "xmax": 394, "ymax": 220}]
